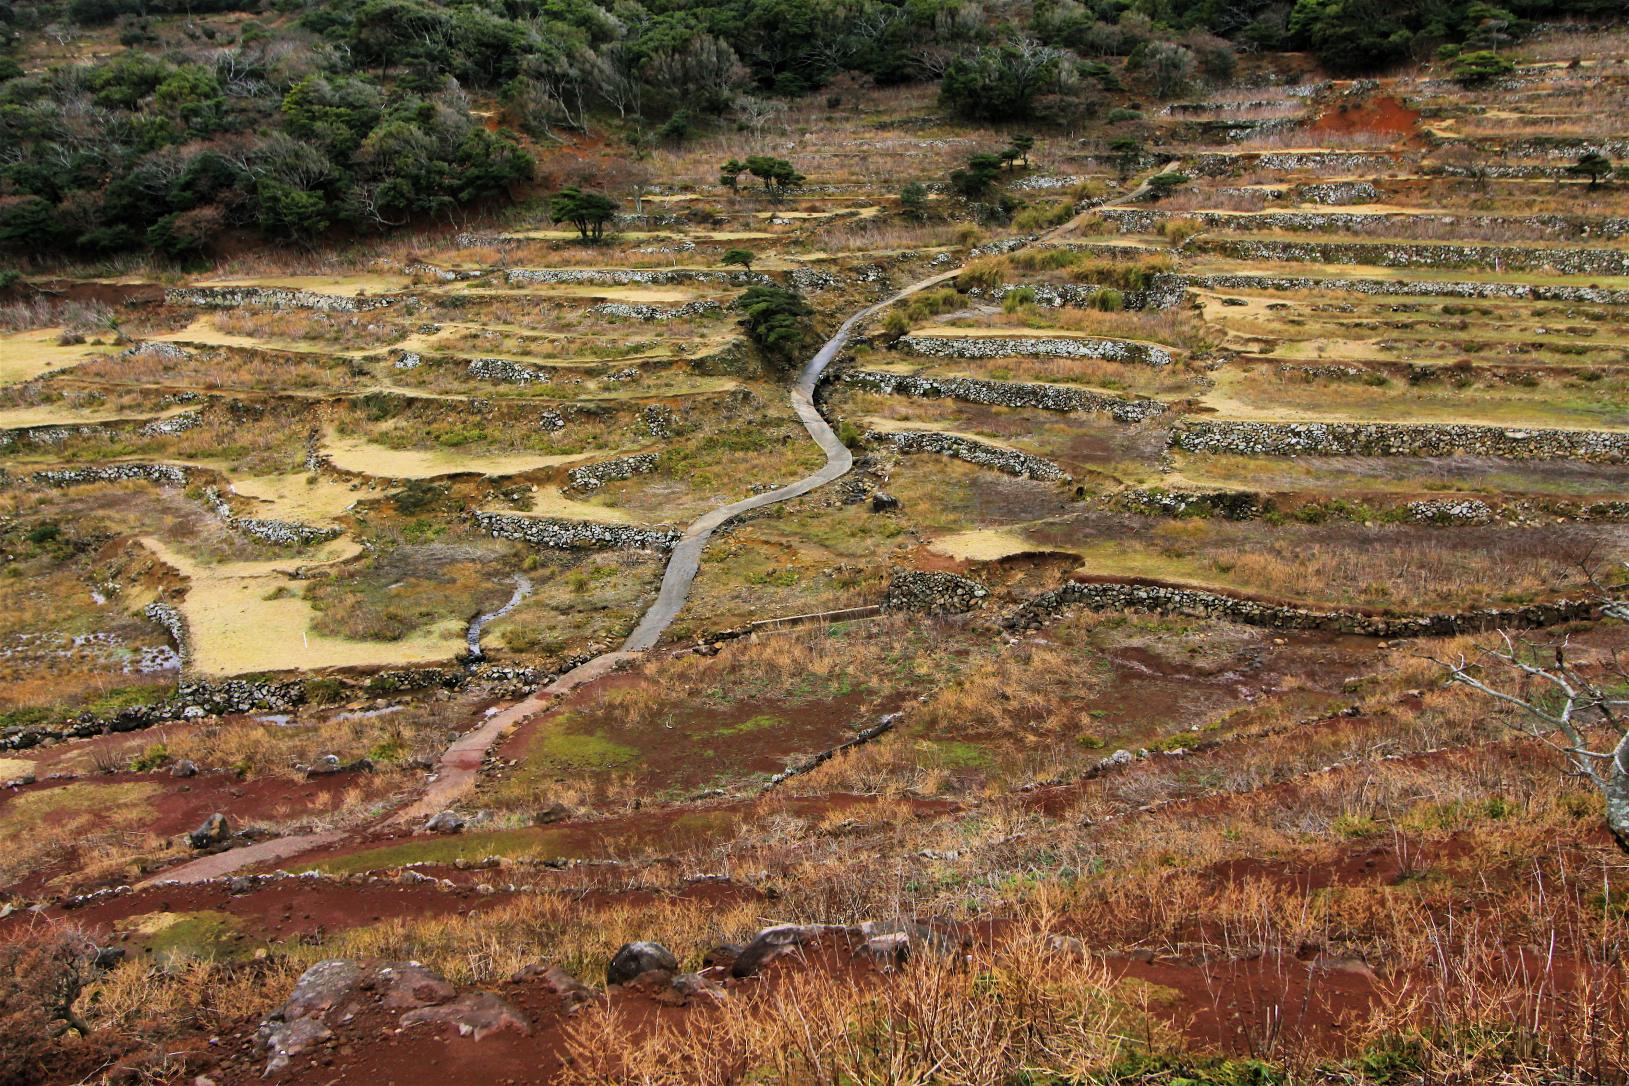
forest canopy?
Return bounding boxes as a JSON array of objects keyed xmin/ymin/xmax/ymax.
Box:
[{"xmin": 0, "ymin": 0, "xmax": 1615, "ymax": 260}]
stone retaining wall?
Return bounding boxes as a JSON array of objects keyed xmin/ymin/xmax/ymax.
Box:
[
  {"xmin": 900, "ymin": 334, "xmax": 1173, "ymax": 368},
  {"xmin": 165, "ymin": 287, "xmax": 395, "ymax": 312},
  {"xmin": 589, "ymin": 300, "xmax": 723, "ymax": 321},
  {"xmin": 1097, "ymin": 206, "xmax": 1629, "ymax": 240},
  {"xmin": 883, "ymin": 570, "xmax": 989, "ymax": 615},
  {"xmin": 505, "ymin": 268, "xmax": 768, "ymax": 288},
  {"xmin": 30, "ymin": 463, "xmax": 189, "ymax": 488},
  {"xmin": 1172, "ymin": 420, "xmax": 1629, "ymax": 463},
  {"xmin": 1184, "ymin": 272, "xmax": 1629, "ymax": 305},
  {"xmin": 1002, "ymin": 579, "xmax": 1595, "ymax": 638},
  {"xmin": 202, "ymin": 486, "xmax": 341, "ymax": 546},
  {"xmin": 467, "ymin": 357, "xmax": 550, "ymax": 385},
  {"xmin": 1186, "ymin": 151, "xmax": 1394, "ymax": 176},
  {"xmin": 1189, "ymin": 236, "xmax": 1629, "ymax": 276},
  {"xmin": 1112, "ymin": 486, "xmax": 1629, "ymax": 526},
  {"xmin": 966, "ymin": 279, "xmax": 1186, "ymax": 311},
  {"xmin": 566, "ymin": 453, "xmax": 660, "ymax": 492},
  {"xmin": 841, "ymin": 369, "xmax": 1165, "ymax": 423},
  {"xmin": 472, "ymin": 511, "xmax": 677, "ymax": 551},
  {"xmin": 867, "ymin": 430, "xmax": 1069, "ymax": 481},
  {"xmin": 2, "ymin": 677, "xmax": 307, "ymax": 752}
]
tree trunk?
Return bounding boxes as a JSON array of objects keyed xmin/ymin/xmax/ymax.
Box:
[{"xmin": 1608, "ymin": 735, "xmax": 1629, "ymax": 855}]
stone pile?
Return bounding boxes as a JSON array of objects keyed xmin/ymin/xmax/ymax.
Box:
[{"xmin": 883, "ymin": 570, "xmax": 989, "ymax": 615}]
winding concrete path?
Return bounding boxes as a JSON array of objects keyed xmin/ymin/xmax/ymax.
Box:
[{"xmin": 139, "ymin": 170, "xmax": 1172, "ymax": 885}]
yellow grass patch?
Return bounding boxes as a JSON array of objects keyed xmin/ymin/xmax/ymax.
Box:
[
  {"xmin": 190, "ymin": 273, "xmax": 412, "ymax": 296},
  {"xmin": 227, "ymin": 473, "xmax": 366, "ymax": 522},
  {"xmin": 0, "ymin": 757, "xmax": 35, "ymax": 780},
  {"xmin": 321, "ymin": 429, "xmax": 604, "ymax": 479},
  {"xmin": 480, "ymin": 487, "xmax": 639, "ymax": 524},
  {"xmin": 0, "ymin": 402, "xmax": 193, "ymax": 429},
  {"xmin": 0, "ymin": 328, "xmax": 120, "ymax": 384},
  {"xmin": 927, "ymin": 529, "xmax": 1041, "ymax": 561},
  {"xmin": 140, "ymin": 535, "xmax": 464, "ymax": 676}
]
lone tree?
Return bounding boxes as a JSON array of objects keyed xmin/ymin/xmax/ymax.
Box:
[
  {"xmin": 899, "ymin": 182, "xmax": 930, "ymax": 221},
  {"xmin": 719, "ymin": 158, "xmax": 747, "ymax": 193},
  {"xmin": 744, "ymin": 155, "xmax": 805, "ymax": 203},
  {"xmin": 549, "ymin": 187, "xmax": 616, "ymax": 242},
  {"xmin": 1452, "ymin": 49, "xmax": 1515, "ymax": 87},
  {"xmin": 735, "ymin": 284, "xmax": 812, "ymax": 370},
  {"xmin": 1568, "ymin": 151, "xmax": 1614, "ymax": 191},
  {"xmin": 1142, "ymin": 171, "xmax": 1191, "ymax": 202},
  {"xmin": 1009, "ymin": 133, "xmax": 1035, "ymax": 167},
  {"xmin": 721, "ymin": 248, "xmax": 756, "ymax": 273},
  {"xmin": 949, "ymin": 152, "xmax": 1004, "ymax": 199},
  {"xmin": 1443, "ymin": 568, "xmax": 1629, "ymax": 854}
]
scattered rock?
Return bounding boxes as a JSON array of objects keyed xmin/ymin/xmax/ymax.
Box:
[
  {"xmin": 607, "ymin": 941, "xmax": 679, "ymax": 986},
  {"xmin": 870, "ymin": 491, "xmax": 901, "ymax": 513},
  {"xmin": 169, "ymin": 759, "xmax": 198, "ymax": 778},
  {"xmin": 731, "ymin": 924, "xmax": 823, "ymax": 978},
  {"xmin": 425, "ymin": 811, "xmax": 465, "ymax": 834},
  {"xmin": 187, "ymin": 813, "xmax": 229, "ymax": 849},
  {"xmin": 399, "ymin": 992, "xmax": 531, "ymax": 1040}
]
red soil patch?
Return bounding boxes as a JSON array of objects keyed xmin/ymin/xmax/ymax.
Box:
[
  {"xmin": 6, "ymin": 878, "xmax": 514, "ymax": 942},
  {"xmin": 0, "ymin": 769, "xmax": 369, "ymax": 840},
  {"xmin": 1309, "ymin": 95, "xmax": 1420, "ymax": 140}
]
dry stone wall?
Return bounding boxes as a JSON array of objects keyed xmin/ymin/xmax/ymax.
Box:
[
  {"xmin": 566, "ymin": 453, "xmax": 660, "ymax": 492},
  {"xmin": 965, "ymin": 279, "xmax": 1186, "ymax": 311},
  {"xmin": 883, "ymin": 570, "xmax": 989, "ymax": 615},
  {"xmin": 1097, "ymin": 206, "xmax": 1629, "ymax": 240},
  {"xmin": 1184, "ymin": 272, "xmax": 1629, "ymax": 305},
  {"xmin": 1002, "ymin": 579, "xmax": 1595, "ymax": 638},
  {"xmin": 867, "ymin": 430, "xmax": 1069, "ymax": 481},
  {"xmin": 505, "ymin": 268, "xmax": 768, "ymax": 288},
  {"xmin": 900, "ymin": 334, "xmax": 1173, "ymax": 368},
  {"xmin": 589, "ymin": 300, "xmax": 723, "ymax": 321},
  {"xmin": 841, "ymin": 369, "xmax": 1165, "ymax": 423},
  {"xmin": 30, "ymin": 463, "xmax": 190, "ymax": 488},
  {"xmin": 165, "ymin": 287, "xmax": 395, "ymax": 312},
  {"xmin": 1188, "ymin": 236, "xmax": 1629, "ymax": 276},
  {"xmin": 1172, "ymin": 420, "xmax": 1629, "ymax": 463},
  {"xmin": 472, "ymin": 511, "xmax": 677, "ymax": 551},
  {"xmin": 467, "ymin": 357, "xmax": 550, "ymax": 385}
]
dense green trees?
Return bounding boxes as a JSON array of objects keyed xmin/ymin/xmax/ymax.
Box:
[
  {"xmin": 0, "ymin": 0, "xmax": 1616, "ymax": 262},
  {"xmin": 736, "ymin": 285, "xmax": 813, "ymax": 369}
]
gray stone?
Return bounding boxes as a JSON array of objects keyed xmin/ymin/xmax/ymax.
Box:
[
  {"xmin": 187, "ymin": 813, "xmax": 229, "ymax": 849},
  {"xmin": 607, "ymin": 941, "xmax": 679, "ymax": 985}
]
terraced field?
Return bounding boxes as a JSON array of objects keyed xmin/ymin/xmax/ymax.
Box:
[{"xmin": 4, "ymin": 28, "xmax": 1629, "ymax": 1086}]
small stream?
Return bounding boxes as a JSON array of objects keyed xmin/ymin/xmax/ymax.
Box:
[{"xmin": 465, "ymin": 574, "xmax": 533, "ymax": 661}]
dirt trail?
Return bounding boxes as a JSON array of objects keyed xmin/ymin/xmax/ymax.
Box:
[{"xmin": 139, "ymin": 169, "xmax": 1170, "ymax": 886}]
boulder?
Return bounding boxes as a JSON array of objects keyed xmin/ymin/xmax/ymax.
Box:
[
  {"xmin": 514, "ymin": 964, "xmax": 597, "ymax": 1013},
  {"xmin": 702, "ymin": 943, "xmax": 744, "ymax": 968},
  {"xmin": 399, "ymin": 992, "xmax": 531, "ymax": 1041},
  {"xmin": 857, "ymin": 932, "xmax": 912, "ymax": 972},
  {"xmin": 531, "ymin": 802, "xmax": 571, "ymax": 825},
  {"xmin": 730, "ymin": 924, "xmax": 824, "ymax": 978},
  {"xmin": 425, "ymin": 810, "xmax": 465, "ymax": 834},
  {"xmin": 368, "ymin": 961, "xmax": 456, "ymax": 1009},
  {"xmin": 169, "ymin": 759, "xmax": 198, "ymax": 778},
  {"xmin": 606, "ymin": 941, "xmax": 678, "ymax": 986},
  {"xmin": 870, "ymin": 491, "xmax": 901, "ymax": 513},
  {"xmin": 187, "ymin": 813, "xmax": 229, "ymax": 849}
]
